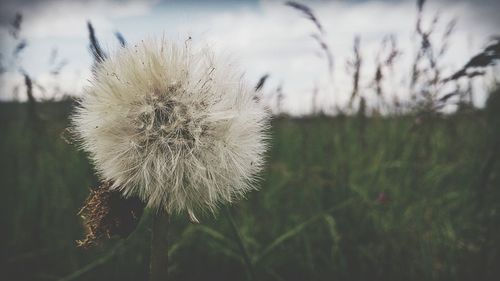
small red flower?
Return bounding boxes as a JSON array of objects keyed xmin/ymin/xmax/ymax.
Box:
[{"xmin": 376, "ymin": 192, "xmax": 389, "ymax": 205}]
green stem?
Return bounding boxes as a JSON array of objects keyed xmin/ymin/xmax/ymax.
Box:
[
  {"xmin": 150, "ymin": 211, "xmax": 169, "ymax": 281},
  {"xmin": 224, "ymin": 207, "xmax": 255, "ymax": 280}
]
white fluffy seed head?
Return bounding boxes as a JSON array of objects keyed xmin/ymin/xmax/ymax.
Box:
[{"xmin": 71, "ymin": 38, "xmax": 270, "ymax": 217}]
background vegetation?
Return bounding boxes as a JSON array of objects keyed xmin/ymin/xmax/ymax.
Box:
[{"xmin": 1, "ymin": 90, "xmax": 500, "ymax": 281}]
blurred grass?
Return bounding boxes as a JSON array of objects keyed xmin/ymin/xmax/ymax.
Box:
[{"xmin": 1, "ymin": 91, "xmax": 500, "ymax": 281}]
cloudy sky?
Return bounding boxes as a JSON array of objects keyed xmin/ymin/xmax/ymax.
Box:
[{"xmin": 0, "ymin": 0, "xmax": 498, "ymax": 114}]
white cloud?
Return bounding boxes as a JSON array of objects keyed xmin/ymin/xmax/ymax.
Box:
[
  {"xmin": 184, "ymin": 0, "xmax": 495, "ymax": 113},
  {"xmin": 1, "ymin": 0, "xmax": 497, "ymax": 114},
  {"xmin": 14, "ymin": 0, "xmax": 157, "ymax": 39}
]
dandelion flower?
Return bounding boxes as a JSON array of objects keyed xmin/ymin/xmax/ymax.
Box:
[{"xmin": 72, "ymin": 38, "xmax": 269, "ymax": 219}]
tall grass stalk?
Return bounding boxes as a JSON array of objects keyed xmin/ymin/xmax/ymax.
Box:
[{"xmin": 224, "ymin": 207, "xmax": 255, "ymax": 280}]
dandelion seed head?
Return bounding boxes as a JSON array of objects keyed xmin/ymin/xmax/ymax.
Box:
[{"xmin": 72, "ymin": 38, "xmax": 270, "ymax": 216}]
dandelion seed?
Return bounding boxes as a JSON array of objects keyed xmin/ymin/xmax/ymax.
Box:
[{"xmin": 72, "ymin": 38, "xmax": 270, "ymax": 218}]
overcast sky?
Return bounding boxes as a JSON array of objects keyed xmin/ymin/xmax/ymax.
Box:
[{"xmin": 0, "ymin": 0, "xmax": 498, "ymax": 114}]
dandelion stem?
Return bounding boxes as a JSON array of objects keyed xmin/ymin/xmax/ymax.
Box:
[
  {"xmin": 150, "ymin": 211, "xmax": 169, "ymax": 281},
  {"xmin": 224, "ymin": 207, "xmax": 255, "ymax": 280}
]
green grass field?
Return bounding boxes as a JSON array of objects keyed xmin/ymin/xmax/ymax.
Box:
[{"xmin": 1, "ymin": 92, "xmax": 500, "ymax": 281}]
